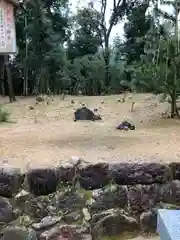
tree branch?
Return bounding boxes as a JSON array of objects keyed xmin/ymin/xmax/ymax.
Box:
[{"xmin": 155, "ymin": 7, "xmax": 176, "ymax": 22}]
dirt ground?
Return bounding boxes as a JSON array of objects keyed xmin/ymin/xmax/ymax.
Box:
[
  {"xmin": 0, "ymin": 93, "xmax": 180, "ymax": 170},
  {"xmin": 128, "ymin": 237, "xmax": 159, "ymax": 240}
]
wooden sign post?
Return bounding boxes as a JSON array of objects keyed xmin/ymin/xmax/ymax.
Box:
[
  {"xmin": 0, "ymin": 0, "xmax": 18, "ymax": 101},
  {"xmin": 0, "ymin": 0, "xmax": 18, "ymax": 54}
]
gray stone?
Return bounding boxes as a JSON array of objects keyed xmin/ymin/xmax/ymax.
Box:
[
  {"xmin": 140, "ymin": 210, "xmax": 157, "ymax": 233},
  {"xmin": 169, "ymin": 162, "xmax": 180, "ymax": 180},
  {"xmin": 63, "ymin": 211, "xmax": 82, "ymax": 223},
  {"xmin": 0, "ymin": 164, "xmax": 24, "ymax": 198},
  {"xmin": 91, "ymin": 209, "xmax": 139, "ymax": 237},
  {"xmin": 58, "ymin": 164, "xmax": 74, "ymax": 183},
  {"xmin": 0, "ymin": 227, "xmax": 37, "ymax": 240},
  {"xmin": 32, "ymin": 216, "xmax": 62, "ymax": 231},
  {"xmin": 56, "ymin": 190, "xmax": 86, "ymax": 214},
  {"xmin": 91, "ymin": 185, "xmax": 127, "ymax": 213},
  {"xmin": 110, "ymin": 162, "xmax": 171, "ymax": 185},
  {"xmin": 39, "ymin": 225, "xmax": 90, "ymax": 240},
  {"xmin": 74, "ymin": 107, "xmax": 102, "ymax": 121},
  {"xmin": 59, "ymin": 162, "xmax": 110, "ymax": 189},
  {"xmin": 26, "ymin": 168, "xmax": 58, "ymax": 196},
  {"xmin": 23, "ymin": 194, "xmax": 56, "ymax": 220},
  {"xmin": 0, "ymin": 197, "xmax": 14, "ymax": 223},
  {"xmin": 127, "ymin": 184, "xmax": 161, "ymax": 214},
  {"xmin": 160, "ymin": 180, "xmax": 180, "ymax": 205},
  {"xmin": 79, "ymin": 163, "xmax": 110, "ymax": 190}
]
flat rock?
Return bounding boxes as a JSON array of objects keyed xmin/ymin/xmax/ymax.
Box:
[
  {"xmin": 39, "ymin": 225, "xmax": 90, "ymax": 240},
  {"xmin": 160, "ymin": 180, "xmax": 180, "ymax": 205},
  {"xmin": 0, "ymin": 164, "xmax": 24, "ymax": 198},
  {"xmin": 0, "ymin": 197, "xmax": 14, "ymax": 223},
  {"xmin": 91, "ymin": 185, "xmax": 127, "ymax": 212},
  {"xmin": 56, "ymin": 190, "xmax": 86, "ymax": 214},
  {"xmin": 109, "ymin": 163, "xmax": 171, "ymax": 185},
  {"xmin": 169, "ymin": 162, "xmax": 180, "ymax": 180},
  {"xmin": 0, "ymin": 227, "xmax": 37, "ymax": 240},
  {"xmin": 127, "ymin": 184, "xmax": 161, "ymax": 214},
  {"xmin": 26, "ymin": 168, "xmax": 58, "ymax": 196},
  {"xmin": 32, "ymin": 216, "xmax": 62, "ymax": 231},
  {"xmin": 140, "ymin": 210, "xmax": 157, "ymax": 232},
  {"xmin": 58, "ymin": 164, "xmax": 74, "ymax": 183},
  {"xmin": 91, "ymin": 209, "xmax": 139, "ymax": 237},
  {"xmin": 79, "ymin": 163, "xmax": 110, "ymax": 190}
]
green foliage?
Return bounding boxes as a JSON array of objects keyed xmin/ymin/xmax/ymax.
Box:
[
  {"xmin": 6, "ymin": 0, "xmax": 180, "ymax": 115},
  {"xmin": 67, "ymin": 8, "xmax": 102, "ymax": 60},
  {"xmin": 11, "ymin": 0, "xmax": 137, "ymax": 96},
  {"xmin": 0, "ymin": 106, "xmax": 10, "ymax": 123}
]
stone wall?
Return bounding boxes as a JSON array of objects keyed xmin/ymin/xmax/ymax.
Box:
[{"xmin": 0, "ymin": 161, "xmax": 180, "ymax": 239}]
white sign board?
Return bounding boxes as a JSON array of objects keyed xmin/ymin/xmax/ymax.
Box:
[{"xmin": 0, "ymin": 0, "xmax": 16, "ymax": 54}]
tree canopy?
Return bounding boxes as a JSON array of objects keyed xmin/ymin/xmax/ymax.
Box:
[{"xmin": 2, "ymin": 0, "xmax": 180, "ymax": 117}]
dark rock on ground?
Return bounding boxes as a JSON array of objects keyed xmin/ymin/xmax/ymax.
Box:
[
  {"xmin": 109, "ymin": 162, "xmax": 171, "ymax": 185},
  {"xmin": 0, "ymin": 197, "xmax": 14, "ymax": 223},
  {"xmin": 26, "ymin": 168, "xmax": 58, "ymax": 196},
  {"xmin": 140, "ymin": 210, "xmax": 157, "ymax": 233},
  {"xmin": 127, "ymin": 184, "xmax": 161, "ymax": 214},
  {"xmin": 0, "ymin": 227, "xmax": 37, "ymax": 240},
  {"xmin": 116, "ymin": 121, "xmax": 135, "ymax": 130},
  {"xmin": 79, "ymin": 163, "xmax": 110, "ymax": 190},
  {"xmin": 29, "ymin": 106, "xmax": 35, "ymax": 110},
  {"xmin": 91, "ymin": 209, "xmax": 139, "ymax": 238},
  {"xmin": 39, "ymin": 225, "xmax": 91, "ymax": 240},
  {"xmin": 0, "ymin": 165, "xmax": 24, "ymax": 198},
  {"xmin": 91, "ymin": 185, "xmax": 127, "ymax": 213},
  {"xmin": 36, "ymin": 96, "xmax": 44, "ymax": 102},
  {"xmin": 74, "ymin": 107, "xmax": 101, "ymax": 121}
]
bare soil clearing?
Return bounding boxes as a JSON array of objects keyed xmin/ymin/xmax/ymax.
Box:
[
  {"xmin": 129, "ymin": 237, "xmax": 159, "ymax": 240},
  {"xmin": 0, "ymin": 93, "xmax": 180, "ymax": 170}
]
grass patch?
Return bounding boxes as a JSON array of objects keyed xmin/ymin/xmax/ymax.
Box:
[{"xmin": 0, "ymin": 105, "xmax": 10, "ymax": 123}]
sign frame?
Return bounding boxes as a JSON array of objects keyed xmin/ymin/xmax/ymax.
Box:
[{"xmin": 0, "ymin": 0, "xmax": 17, "ymax": 55}]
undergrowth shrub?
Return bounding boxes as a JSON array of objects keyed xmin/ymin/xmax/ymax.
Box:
[{"xmin": 0, "ymin": 105, "xmax": 10, "ymax": 122}]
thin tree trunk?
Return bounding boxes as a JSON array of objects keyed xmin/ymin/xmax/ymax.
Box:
[
  {"xmin": 23, "ymin": 13, "xmax": 28, "ymax": 96},
  {"xmin": 32, "ymin": 75, "xmax": 40, "ymax": 95},
  {"xmin": 171, "ymin": 91, "xmax": 177, "ymax": 118},
  {"xmin": 4, "ymin": 55, "xmax": 16, "ymax": 102},
  {"xmin": 104, "ymin": 37, "xmax": 110, "ymax": 89},
  {"xmin": 171, "ymin": 0, "xmax": 179, "ymax": 118},
  {"xmin": 1, "ymin": 74, "xmax": 5, "ymax": 97},
  {"xmin": 0, "ymin": 56, "xmax": 5, "ymax": 97}
]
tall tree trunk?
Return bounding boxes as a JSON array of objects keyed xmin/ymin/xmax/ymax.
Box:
[
  {"xmin": 171, "ymin": 91, "xmax": 177, "ymax": 118},
  {"xmin": 23, "ymin": 13, "xmax": 28, "ymax": 96},
  {"xmin": 0, "ymin": 56, "xmax": 5, "ymax": 97},
  {"xmin": 171, "ymin": 0, "xmax": 179, "ymax": 118},
  {"xmin": 104, "ymin": 37, "xmax": 110, "ymax": 89},
  {"xmin": 4, "ymin": 55, "xmax": 16, "ymax": 102}
]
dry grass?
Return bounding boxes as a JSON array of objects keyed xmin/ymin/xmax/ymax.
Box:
[{"xmin": 0, "ymin": 93, "xmax": 180, "ymax": 170}]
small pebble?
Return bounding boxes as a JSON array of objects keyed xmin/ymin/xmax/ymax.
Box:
[{"xmin": 29, "ymin": 106, "xmax": 35, "ymax": 110}]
